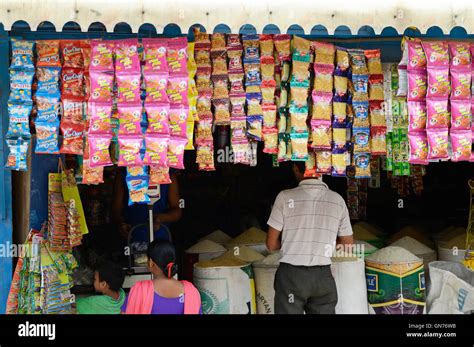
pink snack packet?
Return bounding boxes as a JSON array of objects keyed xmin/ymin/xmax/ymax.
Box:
[
  {"xmin": 422, "ymin": 41, "xmax": 449, "ymax": 68},
  {"xmin": 407, "ymin": 41, "xmax": 426, "ymax": 71},
  {"xmin": 167, "ymin": 136, "xmax": 187, "ymax": 169},
  {"xmin": 114, "ymin": 38, "xmax": 140, "ymax": 73},
  {"xmin": 426, "ymin": 98, "xmax": 450, "ymax": 129},
  {"xmin": 450, "ymin": 130, "xmax": 472, "ymax": 162},
  {"xmin": 450, "ymin": 70, "xmax": 471, "ymax": 100},
  {"xmin": 145, "ymin": 73, "xmax": 169, "ymax": 104},
  {"xmin": 143, "ymin": 134, "xmax": 170, "ymax": 166},
  {"xmin": 89, "ymin": 40, "xmax": 114, "ymax": 71},
  {"xmin": 407, "ymin": 70, "xmax": 427, "ymax": 101},
  {"xmin": 89, "ymin": 71, "xmax": 114, "ymax": 102},
  {"xmin": 450, "ymin": 99, "xmax": 472, "ymax": 130},
  {"xmin": 427, "ymin": 128, "xmax": 449, "ymax": 160},
  {"xmin": 146, "ymin": 103, "xmax": 170, "ymax": 135},
  {"xmin": 118, "ymin": 135, "xmax": 143, "ymax": 167},
  {"xmin": 88, "ymin": 134, "xmax": 113, "ymax": 167},
  {"xmin": 169, "ymin": 106, "xmax": 188, "ymax": 138},
  {"xmin": 167, "ymin": 75, "xmax": 189, "ymax": 106},
  {"xmin": 116, "ymin": 73, "xmax": 141, "ymax": 103},
  {"xmin": 407, "ymin": 101, "xmax": 427, "ymax": 132},
  {"xmin": 117, "ymin": 103, "xmax": 143, "ymax": 136},
  {"xmin": 143, "ymin": 38, "xmax": 168, "ymax": 73},
  {"xmin": 149, "ymin": 166, "xmax": 172, "ymax": 185},
  {"xmin": 166, "ymin": 37, "xmax": 188, "ymax": 76},
  {"xmin": 408, "ymin": 132, "xmax": 429, "ymax": 164},
  {"xmin": 449, "ymin": 42, "xmax": 471, "ymax": 69},
  {"xmin": 427, "ymin": 68, "xmax": 450, "ymax": 98},
  {"xmin": 88, "ymin": 102, "xmax": 112, "ymax": 135}
]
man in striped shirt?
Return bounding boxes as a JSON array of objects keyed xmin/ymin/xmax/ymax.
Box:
[{"xmin": 266, "ymin": 162, "xmax": 354, "ymax": 314}]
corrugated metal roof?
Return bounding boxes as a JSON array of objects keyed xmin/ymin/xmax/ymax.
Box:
[{"xmin": 0, "ymin": 0, "xmax": 473, "ymax": 34}]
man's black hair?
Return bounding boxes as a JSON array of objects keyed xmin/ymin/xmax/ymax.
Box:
[
  {"xmin": 292, "ymin": 161, "xmax": 306, "ymax": 174},
  {"xmin": 95, "ymin": 259, "xmax": 125, "ymax": 292},
  {"xmin": 147, "ymin": 239, "xmax": 178, "ymax": 278}
]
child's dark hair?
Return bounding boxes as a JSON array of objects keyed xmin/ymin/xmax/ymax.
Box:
[
  {"xmin": 95, "ymin": 259, "xmax": 125, "ymax": 292},
  {"xmin": 147, "ymin": 239, "xmax": 178, "ymax": 278}
]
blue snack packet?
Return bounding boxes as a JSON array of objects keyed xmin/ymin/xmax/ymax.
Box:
[
  {"xmin": 10, "ymin": 39, "xmax": 35, "ymax": 69},
  {"xmin": 126, "ymin": 176, "xmax": 150, "ymax": 206},
  {"xmin": 5, "ymin": 137, "xmax": 29, "ymax": 171},
  {"xmin": 9, "ymin": 69, "xmax": 35, "ymax": 102},
  {"xmin": 36, "ymin": 67, "xmax": 61, "ymax": 98},
  {"xmin": 126, "ymin": 166, "xmax": 148, "ymax": 178},
  {"xmin": 36, "ymin": 95, "xmax": 60, "ymax": 123},
  {"xmin": 7, "ymin": 102, "xmax": 32, "ymax": 138},
  {"xmin": 34, "ymin": 120, "xmax": 60, "ymax": 154}
]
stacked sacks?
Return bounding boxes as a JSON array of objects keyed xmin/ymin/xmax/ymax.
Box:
[
  {"xmin": 438, "ymin": 231, "xmax": 467, "ymax": 264},
  {"xmin": 252, "ymin": 252, "xmax": 281, "ymax": 314},
  {"xmin": 390, "ymin": 236, "xmax": 437, "ymax": 271},
  {"xmin": 365, "ymin": 246, "xmax": 426, "ymax": 314},
  {"xmin": 183, "ymin": 240, "xmax": 226, "ymax": 281}
]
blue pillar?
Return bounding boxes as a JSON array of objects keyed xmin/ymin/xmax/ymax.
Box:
[{"xmin": 0, "ymin": 23, "xmax": 12, "ymax": 314}]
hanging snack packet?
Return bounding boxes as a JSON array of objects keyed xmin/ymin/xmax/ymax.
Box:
[
  {"xmin": 167, "ymin": 75, "xmax": 189, "ymax": 105},
  {"xmin": 332, "ymin": 101, "xmax": 347, "ymax": 128},
  {"xmin": 118, "ymin": 135, "xmax": 143, "ymax": 167},
  {"xmin": 149, "ymin": 166, "xmax": 172, "ymax": 185},
  {"xmin": 167, "ymin": 136, "xmax": 187, "ymax": 169},
  {"xmin": 303, "ymin": 151, "xmax": 318, "ymax": 177},
  {"xmin": 89, "ymin": 40, "xmax": 114, "ymax": 71},
  {"xmin": 247, "ymin": 115, "xmax": 263, "ymax": 141},
  {"xmin": 353, "ymin": 127, "xmax": 370, "ymax": 152},
  {"xmin": 88, "ymin": 102, "xmax": 112, "ymax": 135},
  {"xmin": 407, "ymin": 40, "xmax": 426, "ymax": 70},
  {"xmin": 143, "ymin": 38, "xmax": 168, "ymax": 73},
  {"xmin": 262, "ymin": 104, "xmax": 277, "ymax": 129},
  {"xmin": 313, "ymin": 64, "xmax": 334, "ymax": 93},
  {"xmin": 61, "ymin": 68, "xmax": 85, "ymax": 101},
  {"xmin": 407, "ymin": 70, "xmax": 427, "ymax": 101},
  {"xmin": 292, "ymin": 51, "xmax": 311, "ymax": 82},
  {"xmin": 260, "ymin": 56, "xmax": 275, "ymax": 81},
  {"xmin": 114, "ymin": 38, "xmax": 140, "ymax": 73},
  {"xmin": 167, "ymin": 37, "xmax": 188, "ymax": 75},
  {"xmin": 169, "ymin": 106, "xmax": 188, "ymax": 138},
  {"xmin": 274, "ymin": 34, "xmax": 291, "ymax": 62},
  {"xmin": 450, "ymin": 99, "xmax": 471, "ymax": 130},
  {"xmin": 5, "ymin": 138, "xmax": 29, "ymax": 171},
  {"xmin": 242, "ymin": 35, "xmax": 260, "ymax": 63},
  {"xmin": 126, "ymin": 166, "xmax": 148, "ymax": 178},
  {"xmin": 36, "ymin": 67, "xmax": 61, "ymax": 98},
  {"xmin": 35, "ymin": 120, "xmax": 60, "ymax": 154},
  {"xmin": 332, "ymin": 128, "xmax": 347, "ymax": 152},
  {"xmin": 11, "ymin": 39, "xmax": 34, "ymax": 69},
  {"xmin": 449, "ymin": 42, "xmax": 471, "ymax": 69},
  {"xmin": 310, "ymin": 120, "xmax": 331, "ymax": 150},
  {"xmin": 354, "ymin": 153, "xmax": 371, "ymax": 178},
  {"xmin": 9, "ymin": 69, "xmax": 35, "ymax": 102},
  {"xmin": 82, "ymin": 159, "xmax": 104, "ymax": 185},
  {"xmin": 348, "ymin": 49, "xmax": 368, "ymax": 75},
  {"xmin": 290, "ymin": 104, "xmax": 309, "ymax": 133},
  {"xmin": 316, "ymin": 150, "xmax": 332, "ymax": 174},
  {"xmin": 368, "ymin": 75, "xmax": 384, "ymax": 101},
  {"xmin": 88, "ymin": 134, "xmax": 113, "ymax": 167},
  {"xmin": 118, "ymin": 103, "xmax": 142, "ymax": 136},
  {"xmin": 407, "ymin": 101, "xmax": 427, "ymax": 132},
  {"xmin": 427, "ymin": 128, "xmax": 449, "ymax": 160},
  {"xmin": 408, "ymin": 132, "xmax": 429, "ymax": 164},
  {"xmin": 450, "ymin": 130, "xmax": 472, "ymax": 162},
  {"xmin": 427, "ymin": 67, "xmax": 450, "ymax": 98},
  {"xmin": 336, "ymin": 48, "xmax": 350, "ymax": 72},
  {"xmin": 116, "ymin": 73, "xmax": 141, "ymax": 103},
  {"xmin": 81, "ymin": 40, "xmax": 91, "ymax": 70},
  {"xmin": 126, "ymin": 176, "xmax": 150, "ymax": 205},
  {"xmin": 36, "ymin": 40, "xmax": 61, "ymax": 67},
  {"xmin": 36, "ymin": 95, "xmax": 60, "ymax": 123},
  {"xmin": 261, "ymin": 79, "xmax": 276, "ymax": 103},
  {"xmin": 259, "ymin": 34, "xmax": 274, "ymax": 57},
  {"xmin": 212, "ymin": 75, "xmax": 229, "ymax": 99},
  {"xmin": 61, "ymin": 40, "xmax": 83, "ymax": 68},
  {"xmin": 60, "ymin": 121, "xmax": 84, "ymax": 155},
  {"xmin": 313, "ymin": 42, "xmax": 335, "ymax": 66},
  {"xmin": 7, "ymin": 103, "xmax": 32, "ymax": 138},
  {"xmin": 146, "ymin": 103, "xmax": 170, "ymax": 135},
  {"xmin": 450, "ymin": 70, "xmax": 471, "ymax": 100},
  {"xmin": 352, "ymin": 74, "xmax": 369, "ymax": 95},
  {"xmin": 331, "ymin": 152, "xmax": 347, "ymax": 177},
  {"xmin": 371, "ymin": 127, "xmax": 387, "ymax": 155},
  {"xmin": 290, "ymin": 132, "xmax": 309, "ymax": 161},
  {"xmin": 263, "ymin": 129, "xmax": 278, "ymax": 154},
  {"xmin": 352, "ymin": 101, "xmax": 370, "ymax": 127},
  {"xmin": 89, "ymin": 71, "xmax": 114, "ymax": 102},
  {"xmin": 369, "ymin": 101, "xmax": 386, "ymax": 127},
  {"xmin": 290, "ymin": 80, "xmax": 310, "ymax": 106},
  {"xmin": 422, "ymin": 41, "xmax": 449, "ymax": 68},
  {"xmin": 426, "ymin": 98, "xmax": 450, "ymax": 129},
  {"xmin": 312, "ymin": 92, "xmax": 332, "ymax": 121},
  {"xmin": 144, "ymin": 73, "xmax": 169, "ymax": 104},
  {"xmin": 365, "ymin": 49, "xmax": 383, "ymax": 75},
  {"xmin": 62, "ymin": 100, "xmax": 83, "ymax": 124},
  {"xmin": 334, "ymin": 70, "xmax": 348, "ymax": 97}
]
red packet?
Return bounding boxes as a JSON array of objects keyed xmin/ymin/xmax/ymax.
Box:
[
  {"xmin": 143, "ymin": 134, "xmax": 170, "ymax": 166},
  {"xmin": 149, "ymin": 166, "xmax": 171, "ymax": 185},
  {"xmin": 116, "ymin": 73, "xmax": 141, "ymax": 103},
  {"xmin": 61, "ymin": 68, "xmax": 85, "ymax": 101},
  {"xmin": 61, "ymin": 40, "xmax": 84, "ymax": 68},
  {"xmin": 89, "ymin": 40, "xmax": 114, "ymax": 71},
  {"xmin": 62, "ymin": 100, "xmax": 84, "ymax": 124},
  {"xmin": 36, "ymin": 40, "xmax": 61, "ymax": 67},
  {"xmin": 144, "ymin": 73, "xmax": 169, "ymax": 104},
  {"xmin": 143, "ymin": 38, "xmax": 168, "ymax": 73},
  {"xmin": 117, "ymin": 103, "xmax": 143, "ymax": 136},
  {"xmin": 118, "ymin": 135, "xmax": 143, "ymax": 167},
  {"xmin": 81, "ymin": 40, "xmax": 91, "ymax": 70},
  {"xmin": 60, "ymin": 121, "xmax": 84, "ymax": 155},
  {"xmin": 114, "ymin": 38, "xmax": 140, "ymax": 73},
  {"xmin": 89, "ymin": 134, "xmax": 113, "ymax": 167},
  {"xmin": 146, "ymin": 103, "xmax": 170, "ymax": 135}
]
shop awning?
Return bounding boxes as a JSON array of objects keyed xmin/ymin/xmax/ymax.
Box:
[{"xmin": 1, "ymin": 0, "xmax": 473, "ymax": 35}]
